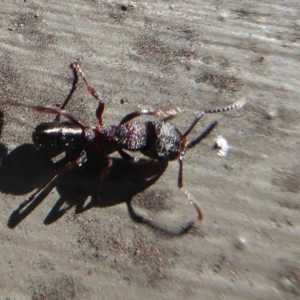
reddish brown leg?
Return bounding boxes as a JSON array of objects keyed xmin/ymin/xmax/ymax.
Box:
[
  {"xmin": 72, "ymin": 61, "xmax": 181, "ymax": 127},
  {"xmin": 72, "ymin": 61, "xmax": 105, "ymax": 126},
  {"xmin": 19, "ymin": 151, "xmax": 87, "ymax": 210},
  {"xmin": 13, "ymin": 103, "xmax": 86, "ymax": 131},
  {"xmin": 178, "ymin": 153, "xmax": 184, "ymax": 188},
  {"xmin": 178, "ymin": 153, "xmax": 203, "ymax": 221},
  {"xmin": 182, "ymin": 190, "xmax": 203, "ymax": 221}
]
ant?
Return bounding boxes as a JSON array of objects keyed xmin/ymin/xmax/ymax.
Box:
[{"xmin": 12, "ymin": 61, "xmax": 244, "ymax": 221}]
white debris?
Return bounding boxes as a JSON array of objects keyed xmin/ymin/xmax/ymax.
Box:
[{"xmin": 214, "ymin": 135, "xmax": 230, "ymax": 157}]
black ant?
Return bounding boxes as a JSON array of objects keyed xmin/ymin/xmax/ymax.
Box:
[{"xmin": 11, "ymin": 61, "xmax": 244, "ymax": 221}]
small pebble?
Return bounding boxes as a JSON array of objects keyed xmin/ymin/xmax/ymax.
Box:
[
  {"xmin": 214, "ymin": 135, "xmax": 230, "ymax": 157},
  {"xmin": 234, "ymin": 236, "xmax": 248, "ymax": 251},
  {"xmin": 264, "ymin": 109, "xmax": 278, "ymax": 120}
]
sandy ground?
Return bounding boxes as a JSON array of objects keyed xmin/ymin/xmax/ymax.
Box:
[{"xmin": 0, "ymin": 1, "xmax": 299, "ymax": 299}]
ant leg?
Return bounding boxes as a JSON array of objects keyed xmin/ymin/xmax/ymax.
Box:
[
  {"xmin": 72, "ymin": 61, "xmax": 182, "ymax": 127},
  {"xmin": 119, "ymin": 108, "xmax": 180, "ymax": 125},
  {"xmin": 178, "ymin": 153, "xmax": 184, "ymax": 188},
  {"xmin": 178, "ymin": 114, "xmax": 207, "ymax": 190},
  {"xmin": 177, "ymin": 155, "xmax": 203, "ymax": 221},
  {"xmin": 19, "ymin": 151, "xmax": 87, "ymax": 210},
  {"xmin": 182, "ymin": 190, "xmax": 203, "ymax": 221},
  {"xmin": 72, "ymin": 61, "xmax": 105, "ymax": 126},
  {"xmin": 13, "ymin": 103, "xmax": 86, "ymax": 131}
]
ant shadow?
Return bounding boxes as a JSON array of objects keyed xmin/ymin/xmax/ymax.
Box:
[{"xmin": 0, "ymin": 143, "xmax": 194, "ymax": 236}]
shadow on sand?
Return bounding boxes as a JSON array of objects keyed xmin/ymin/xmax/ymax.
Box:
[{"xmin": 0, "ymin": 143, "xmax": 194, "ymax": 235}]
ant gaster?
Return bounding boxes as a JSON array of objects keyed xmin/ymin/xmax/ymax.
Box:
[{"xmin": 13, "ymin": 61, "xmax": 244, "ymax": 220}]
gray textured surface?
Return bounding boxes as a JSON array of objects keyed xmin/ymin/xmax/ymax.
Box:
[{"xmin": 0, "ymin": 1, "xmax": 299, "ymax": 299}]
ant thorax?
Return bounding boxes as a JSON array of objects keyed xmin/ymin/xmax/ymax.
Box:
[{"xmin": 93, "ymin": 122, "xmax": 148, "ymax": 151}]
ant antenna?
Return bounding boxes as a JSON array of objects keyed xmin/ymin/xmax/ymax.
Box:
[{"xmin": 183, "ymin": 98, "xmax": 245, "ymax": 138}]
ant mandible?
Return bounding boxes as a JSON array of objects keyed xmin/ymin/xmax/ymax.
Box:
[{"xmin": 13, "ymin": 61, "xmax": 244, "ymax": 221}]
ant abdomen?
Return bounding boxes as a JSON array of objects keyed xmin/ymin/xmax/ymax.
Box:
[{"xmin": 32, "ymin": 121, "xmax": 84, "ymax": 157}]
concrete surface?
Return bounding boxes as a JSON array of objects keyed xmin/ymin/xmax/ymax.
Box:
[{"xmin": 0, "ymin": 1, "xmax": 299, "ymax": 299}]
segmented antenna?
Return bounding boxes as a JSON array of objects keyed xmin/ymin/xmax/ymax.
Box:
[
  {"xmin": 204, "ymin": 98, "xmax": 245, "ymax": 114},
  {"xmin": 183, "ymin": 98, "xmax": 245, "ymax": 139}
]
